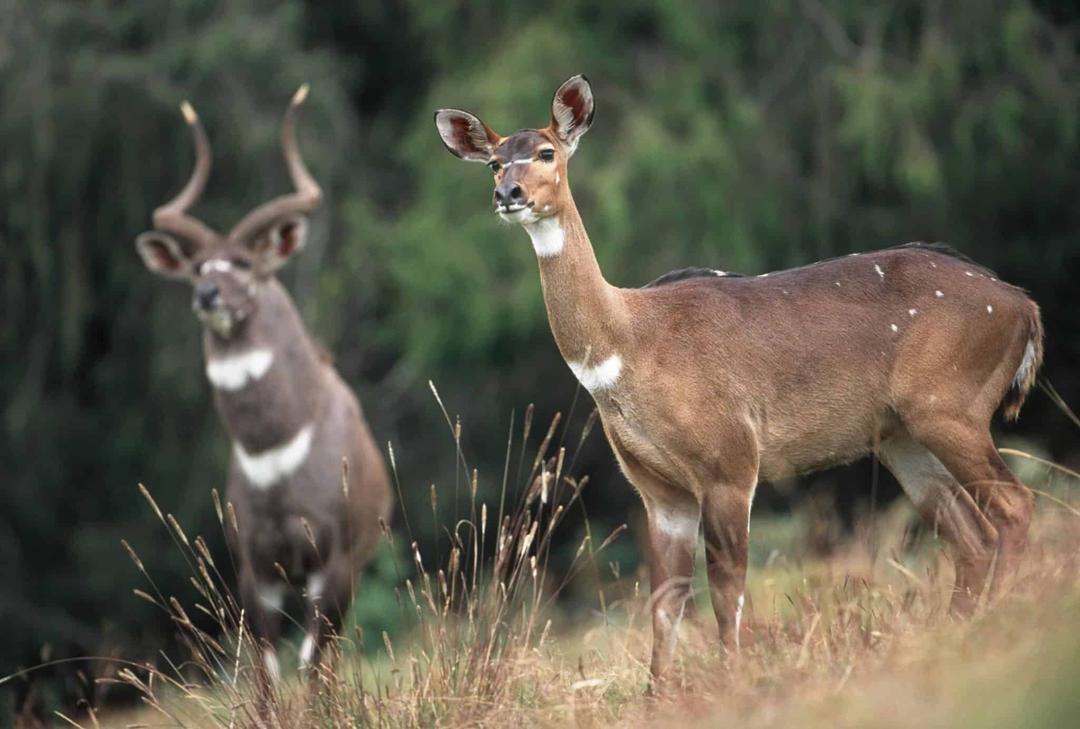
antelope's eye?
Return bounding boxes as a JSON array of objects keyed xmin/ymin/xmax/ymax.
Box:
[
  {"xmin": 539, "ymin": 149, "xmax": 555, "ymax": 162},
  {"xmin": 488, "ymin": 160, "xmax": 501, "ymax": 172}
]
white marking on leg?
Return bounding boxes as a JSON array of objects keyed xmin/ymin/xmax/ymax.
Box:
[
  {"xmin": 205, "ymin": 349, "xmax": 274, "ymax": 391},
  {"xmin": 874, "ymin": 264, "xmax": 885, "ymax": 280},
  {"xmin": 935, "ymin": 290, "xmax": 944, "ymax": 298},
  {"xmin": 262, "ymin": 648, "xmax": 281, "ymax": 682},
  {"xmin": 653, "ymin": 505, "xmax": 699, "ymax": 540},
  {"xmin": 298, "ymin": 632, "xmax": 316, "ymax": 669},
  {"xmin": 734, "ymin": 592, "xmax": 745, "ymax": 648},
  {"xmin": 234, "ymin": 423, "xmax": 314, "ymax": 489},
  {"xmin": 523, "ymin": 217, "xmax": 565, "ymax": 257},
  {"xmin": 257, "ymin": 582, "xmax": 284, "ymax": 612},
  {"xmin": 567, "ymin": 354, "xmax": 623, "ymax": 392},
  {"xmin": 307, "ymin": 572, "xmax": 326, "ymax": 603}
]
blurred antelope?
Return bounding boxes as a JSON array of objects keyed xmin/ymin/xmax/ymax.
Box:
[
  {"xmin": 136, "ymin": 87, "xmax": 392, "ymax": 679},
  {"xmin": 436, "ymin": 75, "xmax": 1043, "ymax": 686}
]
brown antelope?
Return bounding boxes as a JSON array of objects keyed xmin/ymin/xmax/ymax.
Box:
[
  {"xmin": 136, "ymin": 87, "xmax": 393, "ymax": 679},
  {"xmin": 435, "ymin": 75, "xmax": 1043, "ymax": 686}
]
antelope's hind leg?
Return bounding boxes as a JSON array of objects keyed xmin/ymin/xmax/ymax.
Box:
[
  {"xmin": 900, "ymin": 416, "xmax": 1035, "ymax": 601},
  {"xmin": 701, "ymin": 486, "xmax": 753, "ymax": 652},
  {"xmin": 878, "ymin": 430, "xmax": 999, "ymax": 614}
]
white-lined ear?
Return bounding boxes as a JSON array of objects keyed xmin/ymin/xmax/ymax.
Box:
[
  {"xmin": 550, "ymin": 75, "xmax": 594, "ymax": 157},
  {"xmin": 434, "ymin": 109, "xmax": 501, "ymax": 162},
  {"xmin": 135, "ymin": 231, "xmax": 195, "ymax": 280},
  {"xmin": 252, "ymin": 215, "xmax": 308, "ymax": 275}
]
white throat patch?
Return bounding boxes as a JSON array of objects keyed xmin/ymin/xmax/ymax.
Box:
[
  {"xmin": 234, "ymin": 423, "xmax": 314, "ymax": 489},
  {"xmin": 567, "ymin": 353, "xmax": 623, "ymax": 392},
  {"xmin": 523, "ymin": 217, "xmax": 566, "ymax": 257},
  {"xmin": 206, "ymin": 349, "xmax": 274, "ymax": 391}
]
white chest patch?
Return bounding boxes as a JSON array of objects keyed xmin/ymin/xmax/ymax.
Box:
[
  {"xmin": 524, "ymin": 217, "xmax": 566, "ymax": 257},
  {"xmin": 567, "ymin": 354, "xmax": 623, "ymax": 392},
  {"xmin": 206, "ymin": 349, "xmax": 274, "ymax": 391},
  {"xmin": 234, "ymin": 423, "xmax": 314, "ymax": 489}
]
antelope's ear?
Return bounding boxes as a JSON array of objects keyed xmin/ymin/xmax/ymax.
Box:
[
  {"xmin": 250, "ymin": 215, "xmax": 308, "ymax": 276},
  {"xmin": 550, "ymin": 75, "xmax": 595, "ymax": 157},
  {"xmin": 434, "ymin": 109, "xmax": 501, "ymax": 162},
  {"xmin": 135, "ymin": 231, "xmax": 195, "ymax": 280}
]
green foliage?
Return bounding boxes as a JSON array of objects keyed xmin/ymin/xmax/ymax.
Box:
[{"xmin": 1, "ymin": 0, "xmax": 1077, "ymax": 690}]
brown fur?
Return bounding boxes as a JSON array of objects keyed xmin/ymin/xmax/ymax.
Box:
[{"xmin": 437, "ymin": 76, "xmax": 1043, "ymax": 689}]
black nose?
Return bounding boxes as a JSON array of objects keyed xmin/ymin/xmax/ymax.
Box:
[
  {"xmin": 494, "ymin": 182, "xmax": 525, "ymax": 207},
  {"xmin": 195, "ymin": 281, "xmax": 219, "ymax": 309}
]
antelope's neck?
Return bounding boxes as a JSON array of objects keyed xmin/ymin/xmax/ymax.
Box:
[
  {"xmin": 526, "ymin": 199, "xmax": 626, "ymax": 370},
  {"xmin": 203, "ymin": 280, "xmax": 328, "ymax": 451}
]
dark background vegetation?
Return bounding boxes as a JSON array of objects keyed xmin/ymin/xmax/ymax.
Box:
[{"xmin": 1, "ymin": 0, "xmax": 1078, "ymax": 713}]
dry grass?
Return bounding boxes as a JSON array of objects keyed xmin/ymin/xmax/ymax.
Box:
[{"xmin": 85, "ymin": 417, "xmax": 1080, "ymax": 729}]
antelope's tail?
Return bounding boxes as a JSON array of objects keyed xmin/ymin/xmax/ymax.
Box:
[{"xmin": 1002, "ymin": 300, "xmax": 1044, "ymax": 421}]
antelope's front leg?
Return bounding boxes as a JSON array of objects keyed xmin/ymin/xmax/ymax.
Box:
[
  {"xmin": 644, "ymin": 494, "xmax": 700, "ymax": 689},
  {"xmin": 701, "ymin": 488, "xmax": 753, "ymax": 652}
]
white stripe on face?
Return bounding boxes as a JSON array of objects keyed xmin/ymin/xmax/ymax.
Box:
[{"xmin": 201, "ymin": 259, "xmax": 234, "ymax": 274}]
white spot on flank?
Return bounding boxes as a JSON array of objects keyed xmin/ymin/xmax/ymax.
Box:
[
  {"xmin": 205, "ymin": 349, "xmax": 274, "ymax": 391},
  {"xmin": 712, "ymin": 269, "xmax": 728, "ymax": 276},
  {"xmin": 263, "ymin": 648, "xmax": 281, "ymax": 683},
  {"xmin": 298, "ymin": 633, "xmax": 316, "ymax": 669},
  {"xmin": 782, "ymin": 289, "xmax": 789, "ymax": 295},
  {"xmin": 257, "ymin": 583, "xmax": 284, "ymax": 612},
  {"xmin": 234, "ymin": 423, "xmax": 315, "ymax": 489},
  {"xmin": 890, "ymin": 323, "xmax": 899, "ymax": 333},
  {"xmin": 965, "ymin": 271, "xmax": 974, "ymax": 277},
  {"xmin": 653, "ymin": 506, "xmax": 699, "ymax": 540},
  {"xmin": 523, "ymin": 216, "xmax": 565, "ymax": 257},
  {"xmin": 835, "ymin": 281, "xmax": 841, "ymax": 287},
  {"xmin": 909, "ymin": 308, "xmax": 918, "ymax": 316},
  {"xmin": 935, "ymin": 290, "xmax": 944, "ymax": 298},
  {"xmin": 930, "ymin": 262, "xmax": 938, "ymax": 269},
  {"xmin": 990, "ymin": 277, "xmax": 998, "ymax": 282},
  {"xmin": 757, "ymin": 272, "xmax": 770, "ymax": 277},
  {"xmin": 874, "ymin": 264, "xmax": 885, "ymax": 280},
  {"xmin": 987, "ymin": 305, "xmax": 993, "ymax": 314},
  {"xmin": 567, "ymin": 354, "xmax": 623, "ymax": 392}
]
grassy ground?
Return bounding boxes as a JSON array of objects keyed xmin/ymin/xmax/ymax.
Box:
[{"xmin": 86, "ymin": 468, "xmax": 1080, "ymax": 729}]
